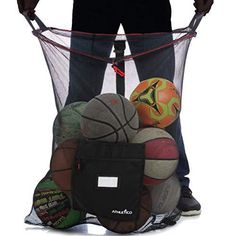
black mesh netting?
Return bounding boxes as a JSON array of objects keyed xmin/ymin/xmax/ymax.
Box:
[
  {"xmin": 36, "ymin": 26, "xmax": 193, "ymax": 110},
  {"xmin": 24, "ymin": 14, "xmax": 203, "ymax": 233}
]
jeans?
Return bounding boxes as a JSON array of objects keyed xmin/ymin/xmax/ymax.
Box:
[{"xmin": 67, "ymin": 0, "xmax": 190, "ymax": 187}]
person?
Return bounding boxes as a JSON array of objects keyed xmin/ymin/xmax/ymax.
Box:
[{"xmin": 17, "ymin": 0, "xmax": 214, "ymax": 216}]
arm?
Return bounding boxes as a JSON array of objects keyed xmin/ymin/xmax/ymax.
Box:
[
  {"xmin": 17, "ymin": 0, "xmax": 40, "ymax": 20},
  {"xmin": 194, "ymin": 0, "xmax": 214, "ymax": 15}
]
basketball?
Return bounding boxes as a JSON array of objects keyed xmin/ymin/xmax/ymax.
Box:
[
  {"xmin": 53, "ymin": 101, "xmax": 87, "ymax": 145},
  {"xmin": 33, "ymin": 178, "xmax": 85, "ymax": 229},
  {"xmin": 98, "ymin": 187, "xmax": 151, "ymax": 234},
  {"xmin": 50, "ymin": 139, "xmax": 78, "ymax": 196},
  {"xmin": 80, "ymin": 93, "xmax": 139, "ymax": 142},
  {"xmin": 132, "ymin": 128, "xmax": 179, "ymax": 185},
  {"xmin": 147, "ymin": 175, "xmax": 181, "ymax": 214},
  {"xmin": 130, "ymin": 77, "xmax": 181, "ymax": 128}
]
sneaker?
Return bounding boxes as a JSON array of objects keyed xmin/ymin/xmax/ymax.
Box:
[{"xmin": 177, "ymin": 186, "xmax": 201, "ymax": 216}]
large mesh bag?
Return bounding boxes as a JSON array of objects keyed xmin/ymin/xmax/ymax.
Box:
[{"xmin": 24, "ymin": 13, "xmax": 203, "ymax": 233}]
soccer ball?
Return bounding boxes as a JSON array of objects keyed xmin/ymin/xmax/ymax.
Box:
[{"xmin": 130, "ymin": 77, "xmax": 181, "ymax": 128}]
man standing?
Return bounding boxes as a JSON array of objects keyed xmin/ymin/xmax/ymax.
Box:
[{"xmin": 17, "ymin": 0, "xmax": 214, "ymax": 216}]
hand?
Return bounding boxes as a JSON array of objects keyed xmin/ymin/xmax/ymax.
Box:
[
  {"xmin": 194, "ymin": 0, "xmax": 214, "ymax": 15},
  {"xmin": 17, "ymin": 0, "xmax": 40, "ymax": 20}
]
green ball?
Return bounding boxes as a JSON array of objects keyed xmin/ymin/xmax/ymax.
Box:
[
  {"xmin": 33, "ymin": 178, "xmax": 85, "ymax": 229},
  {"xmin": 53, "ymin": 102, "xmax": 87, "ymax": 145}
]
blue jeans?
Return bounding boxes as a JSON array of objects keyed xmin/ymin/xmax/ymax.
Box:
[{"xmin": 67, "ymin": 0, "xmax": 190, "ymax": 187}]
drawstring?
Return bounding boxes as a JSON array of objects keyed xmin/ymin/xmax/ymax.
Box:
[{"xmin": 112, "ymin": 64, "xmax": 125, "ymax": 78}]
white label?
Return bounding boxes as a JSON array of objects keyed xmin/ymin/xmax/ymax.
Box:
[
  {"xmin": 97, "ymin": 176, "xmax": 118, "ymax": 188},
  {"xmin": 112, "ymin": 209, "xmax": 133, "ymax": 215}
]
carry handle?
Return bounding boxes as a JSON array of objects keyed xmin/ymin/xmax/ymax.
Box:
[
  {"xmin": 188, "ymin": 13, "xmax": 204, "ymax": 32},
  {"xmin": 24, "ymin": 14, "xmax": 47, "ymax": 32}
]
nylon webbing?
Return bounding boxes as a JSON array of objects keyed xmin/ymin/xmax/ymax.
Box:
[{"xmin": 114, "ymin": 40, "xmax": 126, "ymax": 96}]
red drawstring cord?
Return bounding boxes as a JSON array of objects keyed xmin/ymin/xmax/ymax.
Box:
[{"xmin": 112, "ymin": 64, "xmax": 125, "ymax": 78}]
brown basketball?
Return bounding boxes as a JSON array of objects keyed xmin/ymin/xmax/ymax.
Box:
[
  {"xmin": 50, "ymin": 139, "xmax": 78, "ymax": 196},
  {"xmin": 97, "ymin": 187, "xmax": 152, "ymax": 234}
]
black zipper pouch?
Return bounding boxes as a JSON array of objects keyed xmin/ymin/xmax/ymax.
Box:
[{"xmin": 72, "ymin": 140, "xmax": 145, "ymax": 221}]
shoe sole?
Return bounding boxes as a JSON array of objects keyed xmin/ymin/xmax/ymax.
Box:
[{"xmin": 181, "ymin": 209, "xmax": 201, "ymax": 216}]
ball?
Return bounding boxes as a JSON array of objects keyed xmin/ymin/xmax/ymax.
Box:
[
  {"xmin": 132, "ymin": 128, "xmax": 179, "ymax": 185},
  {"xmin": 80, "ymin": 93, "xmax": 139, "ymax": 142},
  {"xmin": 50, "ymin": 139, "xmax": 78, "ymax": 196},
  {"xmin": 33, "ymin": 178, "xmax": 85, "ymax": 229},
  {"xmin": 53, "ymin": 102, "xmax": 87, "ymax": 145},
  {"xmin": 97, "ymin": 187, "xmax": 151, "ymax": 234},
  {"xmin": 130, "ymin": 77, "xmax": 181, "ymax": 128},
  {"xmin": 147, "ymin": 175, "xmax": 181, "ymax": 214}
]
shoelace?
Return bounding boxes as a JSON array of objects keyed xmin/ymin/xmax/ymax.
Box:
[{"xmin": 181, "ymin": 186, "xmax": 193, "ymax": 198}]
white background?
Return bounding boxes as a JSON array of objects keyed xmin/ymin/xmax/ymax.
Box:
[{"xmin": 1, "ymin": 0, "xmax": 236, "ymax": 235}]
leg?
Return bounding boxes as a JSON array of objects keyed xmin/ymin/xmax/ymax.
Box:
[
  {"xmin": 66, "ymin": 0, "xmax": 120, "ymax": 104},
  {"xmin": 168, "ymin": 118, "xmax": 190, "ymax": 187},
  {"xmin": 122, "ymin": 0, "xmax": 190, "ymax": 187},
  {"xmin": 123, "ymin": 0, "xmax": 201, "ymax": 215},
  {"xmin": 123, "ymin": 0, "xmax": 174, "ymax": 81}
]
